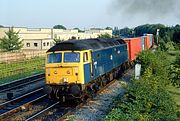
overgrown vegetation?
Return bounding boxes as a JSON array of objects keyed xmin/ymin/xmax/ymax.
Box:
[
  {"xmin": 170, "ymin": 56, "xmax": 180, "ymax": 87},
  {"xmin": 0, "ymin": 57, "xmax": 45, "ymax": 84},
  {"xmin": 105, "ymin": 50, "xmax": 179, "ymax": 121}
]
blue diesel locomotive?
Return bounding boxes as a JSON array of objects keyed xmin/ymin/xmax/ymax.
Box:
[{"xmin": 45, "ymin": 38, "xmax": 128, "ymax": 101}]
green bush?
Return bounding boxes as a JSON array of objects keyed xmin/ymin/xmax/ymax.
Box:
[
  {"xmin": 136, "ymin": 50, "xmax": 171, "ymax": 85},
  {"xmin": 105, "ymin": 50, "xmax": 178, "ymax": 121},
  {"xmin": 105, "ymin": 73, "xmax": 177, "ymax": 121}
]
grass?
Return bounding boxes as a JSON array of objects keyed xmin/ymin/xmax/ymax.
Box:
[
  {"xmin": 0, "ymin": 57, "xmax": 45, "ymax": 84},
  {"xmin": 168, "ymin": 50, "xmax": 180, "ymax": 117},
  {"xmin": 0, "ymin": 69, "xmax": 44, "ymax": 85},
  {"xmin": 167, "ymin": 85, "xmax": 180, "ymax": 118}
]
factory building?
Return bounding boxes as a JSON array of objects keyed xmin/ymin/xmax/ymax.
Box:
[{"xmin": 0, "ymin": 27, "xmax": 112, "ymax": 50}]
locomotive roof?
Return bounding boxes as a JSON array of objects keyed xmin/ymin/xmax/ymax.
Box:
[{"xmin": 47, "ymin": 38, "xmax": 126, "ymax": 52}]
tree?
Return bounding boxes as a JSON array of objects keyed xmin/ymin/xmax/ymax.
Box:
[
  {"xmin": 0, "ymin": 25, "xmax": 3, "ymax": 28},
  {"xmin": 0, "ymin": 27, "xmax": 23, "ymax": 51},
  {"xmin": 71, "ymin": 36, "xmax": 76, "ymax": 40},
  {"xmin": 53, "ymin": 37, "xmax": 64, "ymax": 44},
  {"xmin": 105, "ymin": 27, "xmax": 112, "ymax": 30},
  {"xmin": 73, "ymin": 28, "xmax": 84, "ymax": 32},
  {"xmin": 53, "ymin": 25, "xmax": 66, "ymax": 30},
  {"xmin": 173, "ymin": 27, "xmax": 180, "ymax": 44},
  {"xmin": 119, "ymin": 27, "xmax": 134, "ymax": 37},
  {"xmin": 98, "ymin": 33, "xmax": 112, "ymax": 38}
]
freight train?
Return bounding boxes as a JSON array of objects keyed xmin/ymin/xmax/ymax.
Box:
[{"xmin": 44, "ymin": 34, "xmax": 154, "ymax": 102}]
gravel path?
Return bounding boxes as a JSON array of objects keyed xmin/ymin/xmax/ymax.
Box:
[{"xmin": 66, "ymin": 69, "xmax": 134, "ymax": 121}]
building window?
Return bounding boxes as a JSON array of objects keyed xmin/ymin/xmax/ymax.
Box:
[
  {"xmin": 47, "ymin": 42, "xmax": 49, "ymax": 46},
  {"xmin": 83, "ymin": 52, "xmax": 88, "ymax": 62},
  {"xmin": 34, "ymin": 43, "xmax": 38, "ymax": 47},
  {"xmin": 43, "ymin": 42, "xmax": 46, "ymax": 46},
  {"xmin": 26, "ymin": 43, "xmax": 30, "ymax": 47}
]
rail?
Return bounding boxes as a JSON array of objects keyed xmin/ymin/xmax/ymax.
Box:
[
  {"xmin": 25, "ymin": 101, "xmax": 60, "ymax": 121},
  {"xmin": 0, "ymin": 73, "xmax": 45, "ymax": 93},
  {"xmin": 0, "ymin": 88, "xmax": 47, "ymax": 119}
]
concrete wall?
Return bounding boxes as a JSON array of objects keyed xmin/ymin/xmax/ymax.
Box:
[{"xmin": 0, "ymin": 50, "xmax": 46, "ymax": 62}]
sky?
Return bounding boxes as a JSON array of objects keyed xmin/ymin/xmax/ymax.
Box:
[{"xmin": 0, "ymin": 0, "xmax": 179, "ymax": 29}]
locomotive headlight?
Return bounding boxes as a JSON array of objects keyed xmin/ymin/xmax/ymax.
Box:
[
  {"xmin": 54, "ymin": 70, "xmax": 57, "ymax": 74},
  {"xmin": 74, "ymin": 68, "xmax": 78, "ymax": 73},
  {"xmin": 67, "ymin": 70, "xmax": 70, "ymax": 74}
]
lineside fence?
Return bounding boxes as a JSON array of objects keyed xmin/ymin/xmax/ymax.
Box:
[{"xmin": 0, "ymin": 50, "xmax": 46, "ymax": 84}]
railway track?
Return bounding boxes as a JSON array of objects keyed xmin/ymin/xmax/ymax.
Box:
[
  {"xmin": 58, "ymin": 68, "xmax": 133, "ymax": 120},
  {"xmin": 5, "ymin": 97, "xmax": 72, "ymax": 121},
  {"xmin": 0, "ymin": 79, "xmax": 118, "ymax": 121},
  {"xmin": 0, "ymin": 88, "xmax": 46, "ymax": 120},
  {"xmin": 25, "ymin": 101, "xmax": 60, "ymax": 121},
  {"xmin": 0, "ymin": 69, "xmax": 131, "ymax": 120},
  {"xmin": 23, "ymin": 80, "xmax": 117, "ymax": 121},
  {"xmin": 58, "ymin": 79, "xmax": 117, "ymax": 121},
  {"xmin": 0, "ymin": 73, "xmax": 45, "ymax": 93}
]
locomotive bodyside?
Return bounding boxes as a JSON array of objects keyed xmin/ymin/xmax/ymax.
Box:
[{"xmin": 91, "ymin": 44, "xmax": 128, "ymax": 80}]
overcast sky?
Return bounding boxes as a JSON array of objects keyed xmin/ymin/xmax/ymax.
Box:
[{"xmin": 0, "ymin": 0, "xmax": 179, "ymax": 29}]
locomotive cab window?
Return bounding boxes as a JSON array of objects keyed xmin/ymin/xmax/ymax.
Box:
[
  {"xmin": 83, "ymin": 52, "xmax": 88, "ymax": 62},
  {"xmin": 64, "ymin": 52, "xmax": 80, "ymax": 62},
  {"xmin": 47, "ymin": 53, "xmax": 62, "ymax": 63}
]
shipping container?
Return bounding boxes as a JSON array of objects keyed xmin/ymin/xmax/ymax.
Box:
[
  {"xmin": 144, "ymin": 34, "xmax": 153, "ymax": 48},
  {"xmin": 123, "ymin": 37, "xmax": 141, "ymax": 61},
  {"xmin": 141, "ymin": 36, "xmax": 145, "ymax": 50},
  {"xmin": 149, "ymin": 34, "xmax": 154, "ymax": 47},
  {"xmin": 144, "ymin": 35, "xmax": 151, "ymax": 49}
]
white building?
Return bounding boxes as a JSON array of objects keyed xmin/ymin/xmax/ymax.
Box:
[{"xmin": 0, "ymin": 27, "xmax": 112, "ymax": 50}]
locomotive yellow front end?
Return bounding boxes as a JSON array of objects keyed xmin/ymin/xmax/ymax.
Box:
[{"xmin": 45, "ymin": 50, "xmax": 91, "ymax": 101}]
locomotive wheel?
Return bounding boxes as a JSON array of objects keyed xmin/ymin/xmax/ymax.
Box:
[
  {"xmin": 55, "ymin": 89, "xmax": 60, "ymax": 100},
  {"xmin": 86, "ymin": 86, "xmax": 95, "ymax": 98},
  {"xmin": 92, "ymin": 84, "xmax": 99, "ymax": 92},
  {"xmin": 49, "ymin": 88, "xmax": 57, "ymax": 100}
]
